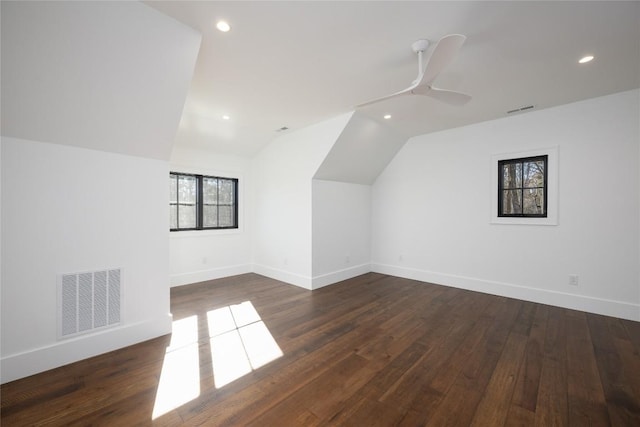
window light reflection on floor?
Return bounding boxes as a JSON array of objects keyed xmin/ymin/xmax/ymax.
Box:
[
  {"xmin": 208, "ymin": 301, "xmax": 283, "ymax": 388},
  {"xmin": 152, "ymin": 315, "xmax": 200, "ymax": 419},
  {"xmin": 151, "ymin": 301, "xmax": 283, "ymax": 419}
]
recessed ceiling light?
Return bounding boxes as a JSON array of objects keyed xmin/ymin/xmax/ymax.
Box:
[
  {"xmin": 222, "ymin": 115, "xmax": 230, "ymax": 120},
  {"xmin": 383, "ymin": 114, "xmax": 392, "ymax": 119},
  {"xmin": 579, "ymin": 55, "xmax": 594, "ymax": 64},
  {"xmin": 216, "ymin": 21, "xmax": 231, "ymax": 32}
]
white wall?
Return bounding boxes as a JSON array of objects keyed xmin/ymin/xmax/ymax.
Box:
[
  {"xmin": 252, "ymin": 113, "xmax": 352, "ymax": 289},
  {"xmin": 312, "ymin": 180, "xmax": 371, "ymax": 288},
  {"xmin": 1, "ymin": 137, "xmax": 171, "ymax": 383},
  {"xmin": 372, "ymin": 89, "xmax": 640, "ymax": 321},
  {"xmin": 169, "ymin": 147, "xmax": 252, "ymax": 286}
]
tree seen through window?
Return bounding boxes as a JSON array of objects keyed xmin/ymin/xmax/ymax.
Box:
[{"xmin": 498, "ymin": 156, "xmax": 547, "ymax": 217}]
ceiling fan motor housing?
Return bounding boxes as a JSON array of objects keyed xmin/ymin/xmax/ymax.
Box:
[{"xmin": 411, "ymin": 39, "xmax": 430, "ymax": 53}]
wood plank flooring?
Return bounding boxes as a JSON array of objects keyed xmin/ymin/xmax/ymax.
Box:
[{"xmin": 2, "ymin": 273, "xmax": 640, "ymax": 426}]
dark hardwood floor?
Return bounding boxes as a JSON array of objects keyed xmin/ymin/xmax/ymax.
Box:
[{"xmin": 2, "ymin": 273, "xmax": 640, "ymax": 426}]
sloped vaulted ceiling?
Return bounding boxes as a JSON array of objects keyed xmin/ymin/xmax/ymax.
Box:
[
  {"xmin": 314, "ymin": 112, "xmax": 408, "ymax": 185},
  {"xmin": 1, "ymin": 1, "xmax": 201, "ymax": 160}
]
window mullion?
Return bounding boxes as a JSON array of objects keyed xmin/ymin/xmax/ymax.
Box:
[
  {"xmin": 197, "ymin": 175, "xmax": 203, "ymax": 230},
  {"xmin": 498, "ymin": 162, "xmax": 503, "ymax": 217},
  {"xmin": 519, "ymin": 161, "xmax": 524, "ymax": 215},
  {"xmin": 175, "ymin": 174, "xmax": 180, "ymax": 230},
  {"xmin": 216, "ymin": 178, "xmax": 220, "ymax": 227},
  {"xmin": 234, "ymin": 180, "xmax": 238, "ymax": 227}
]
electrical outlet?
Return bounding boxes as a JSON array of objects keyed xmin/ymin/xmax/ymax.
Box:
[{"xmin": 569, "ymin": 274, "xmax": 579, "ymax": 286}]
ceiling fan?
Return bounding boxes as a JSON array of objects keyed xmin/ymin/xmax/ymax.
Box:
[{"xmin": 358, "ymin": 34, "xmax": 472, "ymax": 108}]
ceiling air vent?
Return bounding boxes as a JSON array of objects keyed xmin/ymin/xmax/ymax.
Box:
[{"xmin": 507, "ymin": 105, "xmax": 535, "ymax": 114}]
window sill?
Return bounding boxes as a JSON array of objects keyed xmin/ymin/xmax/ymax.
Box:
[
  {"xmin": 169, "ymin": 228, "xmax": 242, "ymax": 238},
  {"xmin": 491, "ymin": 217, "xmax": 557, "ymax": 226}
]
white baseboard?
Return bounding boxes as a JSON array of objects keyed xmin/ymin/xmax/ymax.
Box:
[
  {"xmin": 1, "ymin": 314, "xmax": 172, "ymax": 384},
  {"xmin": 170, "ymin": 264, "xmax": 252, "ymax": 287},
  {"xmin": 371, "ymin": 263, "xmax": 640, "ymax": 322},
  {"xmin": 251, "ymin": 264, "xmax": 312, "ymax": 290},
  {"xmin": 173, "ymin": 263, "xmax": 372, "ymax": 291},
  {"xmin": 312, "ymin": 263, "xmax": 371, "ymax": 289}
]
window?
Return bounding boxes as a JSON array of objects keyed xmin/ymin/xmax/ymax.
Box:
[
  {"xmin": 498, "ymin": 155, "xmax": 547, "ymax": 217},
  {"xmin": 170, "ymin": 173, "xmax": 238, "ymax": 231}
]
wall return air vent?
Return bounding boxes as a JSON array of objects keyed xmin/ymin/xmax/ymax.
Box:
[{"xmin": 58, "ymin": 268, "xmax": 121, "ymax": 339}]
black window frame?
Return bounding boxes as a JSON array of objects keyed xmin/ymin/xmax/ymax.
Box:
[
  {"xmin": 170, "ymin": 172, "xmax": 239, "ymax": 231},
  {"xmin": 498, "ymin": 155, "xmax": 548, "ymax": 218}
]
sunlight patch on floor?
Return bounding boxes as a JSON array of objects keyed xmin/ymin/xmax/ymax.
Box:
[
  {"xmin": 210, "ymin": 328, "xmax": 253, "ymax": 387},
  {"xmin": 152, "ymin": 315, "xmax": 200, "ymax": 419},
  {"xmin": 239, "ymin": 320, "xmax": 283, "ymax": 369},
  {"xmin": 208, "ymin": 301, "xmax": 283, "ymax": 388}
]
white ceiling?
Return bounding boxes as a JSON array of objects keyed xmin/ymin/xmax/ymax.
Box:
[
  {"xmin": 1, "ymin": 1, "xmax": 201, "ymax": 160},
  {"xmin": 314, "ymin": 112, "xmax": 408, "ymax": 185},
  {"xmin": 146, "ymin": 1, "xmax": 640, "ymax": 157}
]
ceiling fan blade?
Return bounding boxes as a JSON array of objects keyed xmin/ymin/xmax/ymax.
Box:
[
  {"xmin": 357, "ymin": 34, "xmax": 470, "ymax": 108},
  {"xmin": 419, "ymin": 34, "xmax": 466, "ymax": 86},
  {"xmin": 356, "ymin": 81, "xmax": 418, "ymax": 108},
  {"xmin": 419, "ymin": 86, "xmax": 472, "ymax": 105}
]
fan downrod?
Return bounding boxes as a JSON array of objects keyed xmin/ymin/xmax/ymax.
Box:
[{"xmin": 411, "ymin": 39, "xmax": 430, "ymax": 82}]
